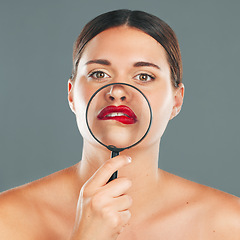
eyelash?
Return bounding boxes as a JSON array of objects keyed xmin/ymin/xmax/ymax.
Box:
[
  {"xmin": 88, "ymin": 71, "xmax": 155, "ymax": 83},
  {"xmin": 88, "ymin": 71, "xmax": 110, "ymax": 80},
  {"xmin": 134, "ymin": 73, "xmax": 156, "ymax": 82}
]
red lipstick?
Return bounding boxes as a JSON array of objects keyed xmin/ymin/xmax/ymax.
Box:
[{"xmin": 97, "ymin": 105, "xmax": 137, "ymax": 124}]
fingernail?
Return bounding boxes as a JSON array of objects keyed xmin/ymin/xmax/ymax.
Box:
[{"xmin": 127, "ymin": 156, "xmax": 132, "ymax": 163}]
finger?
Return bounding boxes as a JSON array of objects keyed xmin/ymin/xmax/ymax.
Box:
[
  {"xmin": 88, "ymin": 155, "xmax": 132, "ymax": 188},
  {"xmin": 119, "ymin": 210, "xmax": 131, "ymax": 226},
  {"xmin": 116, "ymin": 210, "xmax": 131, "ymax": 234},
  {"xmin": 100, "ymin": 178, "xmax": 132, "ymax": 198},
  {"xmin": 112, "ymin": 195, "xmax": 133, "ymax": 212}
]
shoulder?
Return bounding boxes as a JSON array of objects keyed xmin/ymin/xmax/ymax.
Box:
[
  {"xmin": 194, "ymin": 186, "xmax": 240, "ymax": 239},
  {"xmin": 204, "ymin": 187, "xmax": 240, "ymax": 238},
  {"xmin": 0, "ymin": 165, "xmax": 79, "ymax": 239},
  {"xmin": 191, "ymin": 177, "xmax": 240, "ymax": 237},
  {"xmin": 163, "ymin": 169, "xmax": 240, "ymax": 208},
  {"xmin": 162, "ymin": 171, "xmax": 240, "ymax": 238},
  {"xmin": 0, "ymin": 187, "xmax": 37, "ymax": 239}
]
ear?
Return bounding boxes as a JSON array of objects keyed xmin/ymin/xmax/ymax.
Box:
[
  {"xmin": 68, "ymin": 79, "xmax": 75, "ymax": 114},
  {"xmin": 170, "ymin": 83, "xmax": 185, "ymax": 120}
]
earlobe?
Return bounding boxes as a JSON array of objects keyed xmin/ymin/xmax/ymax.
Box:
[
  {"xmin": 170, "ymin": 83, "xmax": 185, "ymax": 120},
  {"xmin": 170, "ymin": 107, "xmax": 178, "ymax": 120},
  {"xmin": 68, "ymin": 79, "xmax": 75, "ymax": 114}
]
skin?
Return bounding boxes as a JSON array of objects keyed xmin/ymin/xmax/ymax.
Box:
[{"xmin": 1, "ymin": 26, "xmax": 240, "ymax": 240}]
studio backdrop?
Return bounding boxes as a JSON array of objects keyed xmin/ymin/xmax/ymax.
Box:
[{"xmin": 1, "ymin": 0, "xmax": 240, "ymax": 195}]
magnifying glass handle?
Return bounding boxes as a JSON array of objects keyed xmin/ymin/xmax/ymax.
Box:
[{"xmin": 107, "ymin": 151, "xmax": 119, "ymax": 183}]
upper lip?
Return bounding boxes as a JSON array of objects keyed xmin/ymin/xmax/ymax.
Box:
[{"xmin": 97, "ymin": 105, "xmax": 137, "ymax": 121}]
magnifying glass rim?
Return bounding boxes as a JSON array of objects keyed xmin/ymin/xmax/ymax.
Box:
[{"xmin": 85, "ymin": 82, "xmax": 152, "ymax": 152}]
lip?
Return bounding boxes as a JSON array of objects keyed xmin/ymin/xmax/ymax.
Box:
[{"xmin": 97, "ymin": 105, "xmax": 137, "ymax": 124}]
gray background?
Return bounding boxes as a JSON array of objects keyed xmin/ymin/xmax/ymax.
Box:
[{"xmin": 1, "ymin": 0, "xmax": 240, "ymax": 195}]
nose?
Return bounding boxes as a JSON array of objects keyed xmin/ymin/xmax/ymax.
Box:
[{"xmin": 105, "ymin": 84, "xmax": 130, "ymax": 103}]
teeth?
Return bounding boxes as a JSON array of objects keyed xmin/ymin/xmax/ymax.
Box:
[{"xmin": 106, "ymin": 112, "xmax": 129, "ymax": 117}]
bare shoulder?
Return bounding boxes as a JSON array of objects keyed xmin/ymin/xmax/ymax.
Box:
[
  {"xmin": 0, "ymin": 186, "xmax": 40, "ymax": 239},
  {"xmin": 0, "ymin": 165, "xmax": 79, "ymax": 239},
  {"xmin": 163, "ymin": 170, "xmax": 240, "ymax": 239},
  {"xmin": 203, "ymin": 184, "xmax": 240, "ymax": 238}
]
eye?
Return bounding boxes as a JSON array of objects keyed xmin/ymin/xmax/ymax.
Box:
[
  {"xmin": 88, "ymin": 71, "xmax": 110, "ymax": 80},
  {"xmin": 134, "ymin": 73, "xmax": 155, "ymax": 82}
]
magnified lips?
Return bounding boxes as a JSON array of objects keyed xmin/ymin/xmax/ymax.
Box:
[{"xmin": 97, "ymin": 105, "xmax": 137, "ymax": 124}]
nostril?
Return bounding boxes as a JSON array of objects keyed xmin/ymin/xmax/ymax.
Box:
[
  {"xmin": 109, "ymin": 96, "xmax": 114, "ymax": 101},
  {"xmin": 120, "ymin": 96, "xmax": 126, "ymax": 101}
]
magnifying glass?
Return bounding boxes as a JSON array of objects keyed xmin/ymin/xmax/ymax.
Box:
[{"xmin": 86, "ymin": 83, "xmax": 152, "ymax": 182}]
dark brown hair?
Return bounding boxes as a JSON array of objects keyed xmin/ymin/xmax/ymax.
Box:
[{"xmin": 71, "ymin": 9, "xmax": 182, "ymax": 88}]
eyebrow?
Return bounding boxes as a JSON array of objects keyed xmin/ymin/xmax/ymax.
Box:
[
  {"xmin": 85, "ymin": 59, "xmax": 160, "ymax": 70},
  {"xmin": 133, "ymin": 61, "xmax": 160, "ymax": 70},
  {"xmin": 85, "ymin": 59, "xmax": 111, "ymax": 65}
]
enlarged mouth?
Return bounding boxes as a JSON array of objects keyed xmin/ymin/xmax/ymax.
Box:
[{"xmin": 97, "ymin": 105, "xmax": 137, "ymax": 124}]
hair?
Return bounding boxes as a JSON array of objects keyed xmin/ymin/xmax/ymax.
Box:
[{"xmin": 71, "ymin": 9, "xmax": 182, "ymax": 88}]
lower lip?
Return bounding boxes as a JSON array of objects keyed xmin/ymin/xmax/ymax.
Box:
[{"xmin": 99, "ymin": 116, "xmax": 136, "ymax": 124}]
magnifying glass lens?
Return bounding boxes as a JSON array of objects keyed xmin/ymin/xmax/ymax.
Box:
[{"xmin": 86, "ymin": 83, "xmax": 152, "ymax": 151}]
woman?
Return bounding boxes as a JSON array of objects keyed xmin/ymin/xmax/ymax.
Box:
[{"xmin": 0, "ymin": 9, "xmax": 240, "ymax": 240}]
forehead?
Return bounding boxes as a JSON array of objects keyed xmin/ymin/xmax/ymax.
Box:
[{"xmin": 79, "ymin": 26, "xmax": 169, "ymax": 66}]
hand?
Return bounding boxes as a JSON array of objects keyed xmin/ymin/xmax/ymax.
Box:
[{"xmin": 70, "ymin": 155, "xmax": 132, "ymax": 240}]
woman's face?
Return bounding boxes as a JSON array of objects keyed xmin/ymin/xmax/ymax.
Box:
[{"xmin": 68, "ymin": 26, "xmax": 184, "ymax": 149}]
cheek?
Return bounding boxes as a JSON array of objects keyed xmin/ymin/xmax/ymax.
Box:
[
  {"xmin": 147, "ymin": 88, "xmax": 174, "ymax": 141},
  {"xmin": 152, "ymin": 89, "xmax": 173, "ymax": 117},
  {"xmin": 72, "ymin": 81, "xmax": 94, "ymax": 140},
  {"xmin": 73, "ymin": 78, "xmax": 98, "ymax": 113},
  {"xmin": 73, "ymin": 89, "xmax": 87, "ymax": 119}
]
